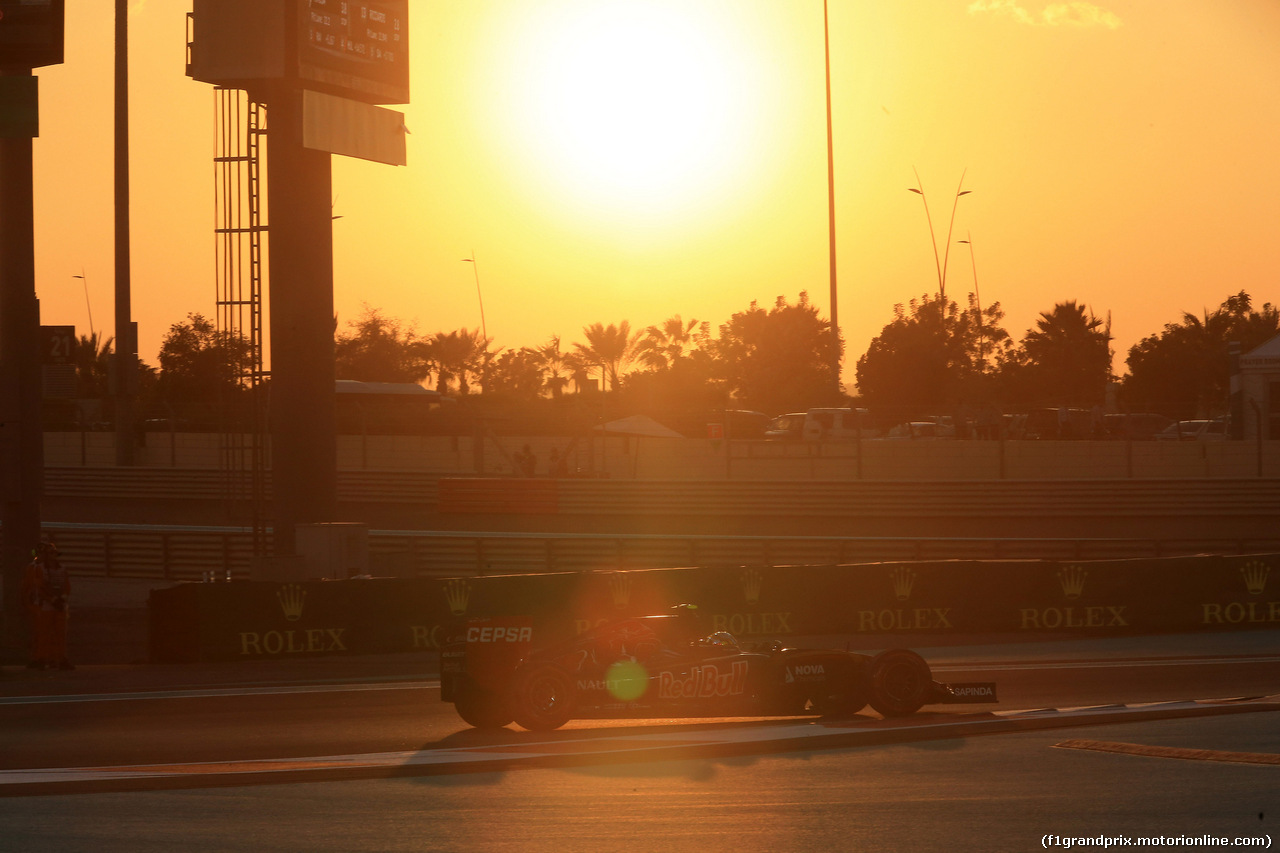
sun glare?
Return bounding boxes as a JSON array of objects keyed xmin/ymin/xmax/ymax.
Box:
[{"xmin": 498, "ymin": 2, "xmax": 758, "ymax": 220}]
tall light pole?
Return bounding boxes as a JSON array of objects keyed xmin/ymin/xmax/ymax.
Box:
[
  {"xmin": 957, "ymin": 232, "xmax": 983, "ymax": 371},
  {"xmin": 72, "ymin": 271, "xmax": 94, "ymax": 339},
  {"xmin": 823, "ymin": 0, "xmax": 841, "ymax": 389},
  {"xmin": 460, "ymin": 253, "xmax": 488, "ymax": 342},
  {"xmin": 114, "ymin": 0, "xmax": 137, "ymax": 466},
  {"xmin": 908, "ymin": 168, "xmax": 970, "ymax": 301}
]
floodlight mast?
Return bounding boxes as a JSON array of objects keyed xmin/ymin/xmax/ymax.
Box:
[{"xmin": 114, "ymin": 0, "xmax": 137, "ymax": 466}]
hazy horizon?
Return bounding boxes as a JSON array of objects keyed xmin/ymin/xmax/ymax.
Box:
[{"xmin": 27, "ymin": 0, "xmax": 1280, "ymax": 384}]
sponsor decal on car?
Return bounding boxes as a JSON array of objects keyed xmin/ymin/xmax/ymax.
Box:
[
  {"xmin": 577, "ymin": 677, "xmax": 627, "ymax": 692},
  {"xmin": 950, "ymin": 685, "xmax": 994, "ymax": 697},
  {"xmin": 466, "ymin": 625, "xmax": 534, "ymax": 643},
  {"xmin": 784, "ymin": 663, "xmax": 825, "ymax": 683},
  {"xmin": 657, "ymin": 661, "xmax": 748, "ymax": 700},
  {"xmin": 940, "ymin": 682, "xmax": 998, "ymax": 702}
]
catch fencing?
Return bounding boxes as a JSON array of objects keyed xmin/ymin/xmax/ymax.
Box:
[{"xmin": 30, "ymin": 521, "xmax": 1280, "ymax": 582}]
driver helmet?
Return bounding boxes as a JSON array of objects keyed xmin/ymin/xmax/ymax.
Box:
[
  {"xmin": 668, "ymin": 604, "xmax": 701, "ymax": 637},
  {"xmin": 705, "ymin": 630, "xmax": 738, "ymax": 648}
]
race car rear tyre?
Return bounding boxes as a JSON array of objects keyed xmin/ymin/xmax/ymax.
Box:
[
  {"xmin": 453, "ymin": 681, "xmax": 514, "ymax": 730},
  {"xmin": 510, "ymin": 664, "xmax": 577, "ymax": 731},
  {"xmin": 868, "ymin": 649, "xmax": 933, "ymax": 718}
]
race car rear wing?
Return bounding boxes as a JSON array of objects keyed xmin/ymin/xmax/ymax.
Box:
[{"xmin": 440, "ymin": 616, "xmax": 535, "ymax": 700}]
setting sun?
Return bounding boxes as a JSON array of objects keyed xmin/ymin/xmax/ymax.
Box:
[
  {"xmin": 27, "ymin": 1, "xmax": 1280, "ymax": 383},
  {"xmin": 493, "ymin": 1, "xmax": 763, "ymax": 220}
]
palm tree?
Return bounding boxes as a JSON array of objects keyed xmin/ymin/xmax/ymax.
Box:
[
  {"xmin": 425, "ymin": 328, "xmax": 490, "ymax": 394},
  {"xmin": 573, "ymin": 321, "xmax": 642, "ymax": 392},
  {"xmin": 563, "ymin": 351, "xmax": 595, "ymax": 394},
  {"xmin": 635, "ymin": 315, "xmax": 701, "ymax": 370},
  {"xmin": 1020, "ymin": 301, "xmax": 1111, "ymax": 406},
  {"xmin": 73, "ymin": 331, "xmax": 114, "ymax": 399},
  {"xmin": 1174, "ymin": 293, "xmax": 1269, "ymax": 416},
  {"xmin": 535, "ymin": 335, "xmax": 572, "ymax": 398}
]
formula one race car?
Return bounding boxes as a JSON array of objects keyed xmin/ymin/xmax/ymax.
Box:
[{"xmin": 441, "ymin": 608, "xmax": 997, "ymax": 731}]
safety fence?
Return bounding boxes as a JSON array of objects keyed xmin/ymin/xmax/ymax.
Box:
[
  {"xmin": 439, "ymin": 476, "xmax": 1280, "ymax": 519},
  {"xmin": 148, "ymin": 552, "xmax": 1280, "ymax": 662},
  {"xmin": 29, "ymin": 521, "xmax": 1280, "ymax": 582},
  {"xmin": 43, "ymin": 468, "xmax": 1280, "ymax": 520},
  {"xmin": 45, "ymin": 432, "xmax": 1280, "ymax": 480}
]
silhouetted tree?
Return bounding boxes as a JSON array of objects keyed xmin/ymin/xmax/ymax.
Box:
[
  {"xmin": 713, "ymin": 292, "xmax": 840, "ymax": 415},
  {"xmin": 73, "ymin": 331, "xmax": 114, "ymax": 400},
  {"xmin": 426, "ymin": 328, "xmax": 489, "ymax": 395},
  {"xmin": 1123, "ymin": 291, "xmax": 1279, "ymax": 418},
  {"xmin": 563, "ymin": 351, "xmax": 596, "ymax": 394},
  {"xmin": 574, "ymin": 321, "xmax": 642, "ymax": 392},
  {"xmin": 1006, "ymin": 300, "xmax": 1112, "ymax": 407},
  {"xmin": 635, "ymin": 315, "xmax": 704, "ymax": 371},
  {"xmin": 155, "ymin": 313, "xmax": 254, "ymax": 426},
  {"xmin": 482, "ymin": 347, "xmax": 546, "ymax": 398},
  {"xmin": 855, "ymin": 292, "xmax": 1004, "ymax": 418},
  {"xmin": 335, "ymin": 306, "xmax": 430, "ymax": 384},
  {"xmin": 535, "ymin": 336, "xmax": 572, "ymax": 398}
]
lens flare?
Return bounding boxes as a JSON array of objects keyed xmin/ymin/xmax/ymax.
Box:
[{"xmin": 605, "ymin": 659, "xmax": 649, "ymax": 702}]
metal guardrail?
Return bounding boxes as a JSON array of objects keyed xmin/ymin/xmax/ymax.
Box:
[
  {"xmin": 32, "ymin": 468, "xmax": 1280, "ymax": 580},
  {"xmin": 32, "ymin": 522, "xmax": 1280, "ymax": 583},
  {"xmin": 43, "ymin": 468, "xmax": 1280, "ymax": 517},
  {"xmin": 41, "ymin": 468, "xmax": 443, "ymax": 504},
  {"xmin": 545, "ymin": 478, "xmax": 1280, "ymax": 518}
]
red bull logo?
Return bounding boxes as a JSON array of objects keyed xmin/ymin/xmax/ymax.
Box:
[{"xmin": 657, "ymin": 661, "xmax": 748, "ymax": 700}]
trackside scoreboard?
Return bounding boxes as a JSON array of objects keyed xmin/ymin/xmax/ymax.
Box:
[
  {"xmin": 0, "ymin": 0, "xmax": 65, "ymax": 70},
  {"xmin": 188, "ymin": 0, "xmax": 408, "ymax": 105}
]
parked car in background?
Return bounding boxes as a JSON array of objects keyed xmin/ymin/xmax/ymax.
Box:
[
  {"xmin": 884, "ymin": 421, "xmax": 956, "ymax": 440},
  {"xmin": 1002, "ymin": 413, "xmax": 1028, "ymax": 439},
  {"xmin": 1022, "ymin": 407, "xmax": 1096, "ymax": 439},
  {"xmin": 694, "ymin": 409, "xmax": 770, "ymax": 440},
  {"xmin": 1155, "ymin": 418, "xmax": 1227, "ymax": 441},
  {"xmin": 1102, "ymin": 413, "xmax": 1173, "ymax": 441},
  {"xmin": 800, "ymin": 408, "xmax": 879, "ymax": 440},
  {"xmin": 1198, "ymin": 418, "xmax": 1229, "ymax": 440},
  {"xmin": 764, "ymin": 412, "xmax": 807, "ymax": 440},
  {"xmin": 765, "ymin": 408, "xmax": 880, "ymax": 440}
]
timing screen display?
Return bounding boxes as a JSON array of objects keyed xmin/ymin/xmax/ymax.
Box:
[
  {"xmin": 299, "ymin": 0, "xmax": 408, "ymax": 104},
  {"xmin": 0, "ymin": 0, "xmax": 64, "ymax": 69}
]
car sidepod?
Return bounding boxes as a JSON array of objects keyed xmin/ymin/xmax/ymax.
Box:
[{"xmin": 772, "ymin": 650, "xmax": 872, "ymax": 716}]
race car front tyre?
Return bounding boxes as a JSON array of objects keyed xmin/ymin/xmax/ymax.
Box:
[
  {"xmin": 510, "ymin": 664, "xmax": 577, "ymax": 731},
  {"xmin": 453, "ymin": 681, "xmax": 514, "ymax": 730},
  {"xmin": 868, "ymin": 649, "xmax": 933, "ymax": 718}
]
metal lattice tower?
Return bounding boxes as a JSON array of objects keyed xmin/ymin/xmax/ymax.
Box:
[{"xmin": 213, "ymin": 88, "xmax": 269, "ymax": 556}]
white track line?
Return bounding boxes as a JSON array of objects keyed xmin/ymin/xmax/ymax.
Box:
[{"xmin": 0, "ymin": 681, "xmax": 439, "ymax": 707}]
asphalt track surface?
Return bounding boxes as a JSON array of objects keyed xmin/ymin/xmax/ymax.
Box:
[
  {"xmin": 2, "ymin": 631, "xmax": 1277, "ymax": 787},
  {"xmin": 2, "ymin": 610, "xmax": 1278, "ymax": 852}
]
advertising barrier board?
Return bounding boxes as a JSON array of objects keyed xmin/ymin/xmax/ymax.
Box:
[{"xmin": 148, "ymin": 554, "xmax": 1279, "ymax": 663}]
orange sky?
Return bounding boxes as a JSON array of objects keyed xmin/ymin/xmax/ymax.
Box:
[{"xmin": 28, "ymin": 0, "xmax": 1280, "ymax": 395}]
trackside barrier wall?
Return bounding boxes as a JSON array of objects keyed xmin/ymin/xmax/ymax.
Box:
[{"xmin": 148, "ymin": 553, "xmax": 1280, "ymax": 663}]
